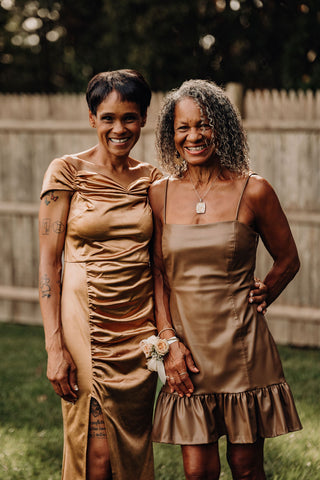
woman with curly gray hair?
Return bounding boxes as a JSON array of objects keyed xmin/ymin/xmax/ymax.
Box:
[{"xmin": 149, "ymin": 80, "xmax": 302, "ymax": 479}]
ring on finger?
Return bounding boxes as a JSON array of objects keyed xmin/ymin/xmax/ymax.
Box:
[{"xmin": 178, "ymin": 371, "xmax": 187, "ymax": 377}]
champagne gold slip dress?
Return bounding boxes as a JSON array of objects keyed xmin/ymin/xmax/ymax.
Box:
[
  {"xmin": 41, "ymin": 155, "xmax": 161, "ymax": 480},
  {"xmin": 153, "ymin": 174, "xmax": 302, "ymax": 445}
]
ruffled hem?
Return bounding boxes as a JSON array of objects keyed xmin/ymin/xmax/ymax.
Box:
[{"xmin": 152, "ymin": 382, "xmax": 302, "ymax": 444}]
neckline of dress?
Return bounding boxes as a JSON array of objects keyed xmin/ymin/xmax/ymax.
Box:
[
  {"xmin": 164, "ymin": 219, "xmax": 258, "ymax": 236},
  {"xmin": 69, "ymin": 155, "xmax": 145, "ymax": 191}
]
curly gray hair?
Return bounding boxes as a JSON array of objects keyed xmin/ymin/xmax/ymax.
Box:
[{"xmin": 156, "ymin": 79, "xmax": 250, "ymax": 176}]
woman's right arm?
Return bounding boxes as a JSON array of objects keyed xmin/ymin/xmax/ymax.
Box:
[
  {"xmin": 149, "ymin": 181, "xmax": 199, "ymax": 397},
  {"xmin": 39, "ymin": 189, "xmax": 78, "ymax": 402}
]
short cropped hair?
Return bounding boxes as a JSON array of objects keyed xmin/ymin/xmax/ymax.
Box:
[
  {"xmin": 156, "ymin": 79, "xmax": 249, "ymax": 176},
  {"xmin": 86, "ymin": 69, "xmax": 151, "ymax": 116}
]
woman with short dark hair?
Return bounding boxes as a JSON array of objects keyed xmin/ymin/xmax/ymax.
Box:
[{"xmin": 39, "ymin": 69, "xmax": 161, "ymax": 480}]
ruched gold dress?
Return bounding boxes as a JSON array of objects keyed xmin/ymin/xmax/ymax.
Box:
[
  {"xmin": 153, "ymin": 175, "xmax": 302, "ymax": 445},
  {"xmin": 41, "ymin": 155, "xmax": 161, "ymax": 480}
]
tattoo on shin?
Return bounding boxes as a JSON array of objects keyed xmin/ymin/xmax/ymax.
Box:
[
  {"xmin": 40, "ymin": 274, "xmax": 51, "ymax": 298},
  {"xmin": 89, "ymin": 399, "xmax": 106, "ymax": 439}
]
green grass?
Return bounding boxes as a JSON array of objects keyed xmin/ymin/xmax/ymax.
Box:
[
  {"xmin": 0, "ymin": 323, "xmax": 319, "ymax": 480},
  {"xmin": 0, "ymin": 323, "xmax": 62, "ymax": 480}
]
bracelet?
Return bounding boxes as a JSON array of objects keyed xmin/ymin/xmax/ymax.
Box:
[
  {"xmin": 167, "ymin": 336, "xmax": 179, "ymax": 345},
  {"xmin": 158, "ymin": 327, "xmax": 176, "ymax": 337}
]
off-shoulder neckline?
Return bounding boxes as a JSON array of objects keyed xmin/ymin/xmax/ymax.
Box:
[{"xmin": 62, "ymin": 155, "xmax": 155, "ymax": 191}]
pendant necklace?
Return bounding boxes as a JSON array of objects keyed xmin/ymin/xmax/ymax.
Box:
[{"xmin": 187, "ymin": 168, "xmax": 221, "ymax": 214}]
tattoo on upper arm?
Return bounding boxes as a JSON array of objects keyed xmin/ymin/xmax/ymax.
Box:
[
  {"xmin": 44, "ymin": 191, "xmax": 59, "ymax": 205},
  {"xmin": 52, "ymin": 221, "xmax": 65, "ymax": 233},
  {"xmin": 40, "ymin": 274, "xmax": 51, "ymax": 298},
  {"xmin": 41, "ymin": 218, "xmax": 51, "ymax": 235},
  {"xmin": 40, "ymin": 218, "xmax": 65, "ymax": 235}
]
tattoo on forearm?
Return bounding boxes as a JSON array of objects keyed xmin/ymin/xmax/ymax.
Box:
[
  {"xmin": 40, "ymin": 274, "xmax": 51, "ymax": 298},
  {"xmin": 40, "ymin": 218, "xmax": 65, "ymax": 235},
  {"xmin": 44, "ymin": 191, "xmax": 59, "ymax": 205}
]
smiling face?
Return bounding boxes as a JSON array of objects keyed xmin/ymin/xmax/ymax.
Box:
[
  {"xmin": 89, "ymin": 89, "xmax": 146, "ymax": 161},
  {"xmin": 173, "ymin": 97, "xmax": 216, "ymax": 167}
]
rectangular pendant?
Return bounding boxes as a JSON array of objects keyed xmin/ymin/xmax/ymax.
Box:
[{"xmin": 196, "ymin": 201, "xmax": 206, "ymax": 214}]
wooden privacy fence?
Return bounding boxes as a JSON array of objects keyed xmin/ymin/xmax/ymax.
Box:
[
  {"xmin": 244, "ymin": 89, "xmax": 320, "ymax": 347},
  {"xmin": 0, "ymin": 87, "xmax": 319, "ymax": 347}
]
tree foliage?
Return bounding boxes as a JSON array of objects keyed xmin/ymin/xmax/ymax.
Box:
[{"xmin": 0, "ymin": 0, "xmax": 319, "ymax": 93}]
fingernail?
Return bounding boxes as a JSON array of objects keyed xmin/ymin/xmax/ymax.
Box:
[{"xmin": 249, "ymin": 297, "xmax": 253, "ymax": 303}]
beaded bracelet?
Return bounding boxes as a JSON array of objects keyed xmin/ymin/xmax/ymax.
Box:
[{"xmin": 158, "ymin": 327, "xmax": 176, "ymax": 337}]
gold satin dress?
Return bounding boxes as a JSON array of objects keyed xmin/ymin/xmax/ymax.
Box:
[
  {"xmin": 153, "ymin": 175, "xmax": 302, "ymax": 445},
  {"xmin": 40, "ymin": 155, "xmax": 161, "ymax": 480}
]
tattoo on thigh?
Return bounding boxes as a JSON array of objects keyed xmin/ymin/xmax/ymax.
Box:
[
  {"xmin": 40, "ymin": 274, "xmax": 51, "ymax": 298},
  {"xmin": 91, "ymin": 398, "xmax": 102, "ymax": 417},
  {"xmin": 89, "ymin": 399, "xmax": 106, "ymax": 439},
  {"xmin": 88, "ymin": 418, "xmax": 107, "ymax": 439}
]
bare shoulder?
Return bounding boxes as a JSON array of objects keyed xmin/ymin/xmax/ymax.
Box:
[
  {"xmin": 245, "ymin": 174, "xmax": 284, "ymax": 221},
  {"xmin": 246, "ymin": 174, "xmax": 278, "ymax": 203},
  {"xmin": 149, "ymin": 176, "xmax": 168, "ymax": 195}
]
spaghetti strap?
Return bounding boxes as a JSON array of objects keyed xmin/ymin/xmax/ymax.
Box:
[
  {"xmin": 235, "ymin": 172, "xmax": 256, "ymax": 220},
  {"xmin": 163, "ymin": 177, "xmax": 169, "ymax": 225}
]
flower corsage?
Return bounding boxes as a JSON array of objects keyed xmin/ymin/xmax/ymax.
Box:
[{"xmin": 140, "ymin": 335, "xmax": 169, "ymax": 384}]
